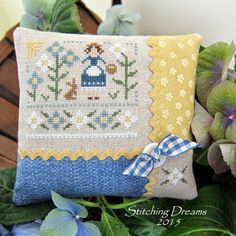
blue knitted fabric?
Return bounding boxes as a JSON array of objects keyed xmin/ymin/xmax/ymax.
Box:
[{"xmin": 13, "ymin": 156, "xmax": 148, "ymax": 205}]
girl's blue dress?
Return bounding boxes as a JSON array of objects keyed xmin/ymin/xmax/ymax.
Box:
[{"xmin": 81, "ymin": 56, "xmax": 106, "ymax": 89}]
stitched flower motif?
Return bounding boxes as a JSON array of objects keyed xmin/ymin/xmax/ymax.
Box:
[
  {"xmin": 167, "ymin": 124, "xmax": 174, "ymax": 132},
  {"xmin": 161, "ymin": 110, "xmax": 169, "ymax": 119},
  {"xmin": 185, "ymin": 110, "xmax": 191, "ymax": 118},
  {"xmin": 180, "ymin": 89, "xmax": 186, "ymax": 97},
  {"xmin": 160, "ymin": 77, "xmax": 168, "ymax": 87},
  {"xmin": 48, "ymin": 112, "xmax": 65, "ymax": 130},
  {"xmin": 169, "ymin": 67, "xmax": 177, "ymax": 75},
  {"xmin": 160, "ymin": 59, "xmax": 167, "ymax": 67},
  {"xmin": 181, "ymin": 58, "xmax": 189, "ymax": 67},
  {"xmin": 177, "ymin": 74, "xmax": 185, "ymax": 83},
  {"xmin": 36, "ymin": 54, "xmax": 54, "ymax": 72},
  {"xmin": 62, "ymin": 50, "xmax": 79, "ymax": 67},
  {"xmin": 177, "ymin": 42, "xmax": 185, "ymax": 49},
  {"xmin": 169, "ymin": 52, "xmax": 176, "ymax": 59},
  {"xmin": 165, "ymin": 92, "xmax": 173, "ymax": 101},
  {"xmin": 70, "ymin": 111, "xmax": 90, "ymax": 129},
  {"xmin": 176, "ymin": 116, "xmax": 184, "ymax": 125},
  {"xmin": 109, "ymin": 43, "xmax": 127, "ymax": 58},
  {"xmin": 188, "ymin": 80, "xmax": 194, "ymax": 88},
  {"xmin": 159, "ymin": 41, "xmax": 167, "ymax": 48},
  {"xmin": 167, "ymin": 168, "xmax": 184, "ymax": 185},
  {"xmin": 176, "ymin": 102, "xmax": 182, "ymax": 110},
  {"xmin": 187, "ymin": 39, "xmax": 194, "ymax": 47},
  {"xmin": 47, "ymin": 42, "xmax": 64, "ymax": 57},
  {"xmin": 27, "ymin": 72, "xmax": 44, "ymax": 90},
  {"xmin": 27, "ymin": 111, "xmax": 42, "ymax": 130},
  {"xmin": 95, "ymin": 111, "xmax": 113, "ymax": 129},
  {"xmin": 119, "ymin": 110, "xmax": 138, "ymax": 129}
]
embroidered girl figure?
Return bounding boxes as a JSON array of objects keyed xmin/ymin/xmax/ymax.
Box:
[{"xmin": 81, "ymin": 43, "xmax": 106, "ymax": 100}]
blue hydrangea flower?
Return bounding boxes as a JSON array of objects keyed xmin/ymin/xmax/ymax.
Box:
[
  {"xmin": 0, "ymin": 221, "xmax": 41, "ymax": 236},
  {"xmin": 62, "ymin": 50, "xmax": 79, "ymax": 67},
  {"xmin": 97, "ymin": 5, "xmax": 141, "ymax": 36},
  {"xmin": 47, "ymin": 42, "xmax": 64, "ymax": 57},
  {"xmin": 48, "ymin": 112, "xmax": 65, "ymax": 129},
  {"xmin": 40, "ymin": 191, "xmax": 100, "ymax": 236},
  {"xmin": 94, "ymin": 111, "xmax": 113, "ymax": 129},
  {"xmin": 27, "ymin": 72, "xmax": 44, "ymax": 90}
]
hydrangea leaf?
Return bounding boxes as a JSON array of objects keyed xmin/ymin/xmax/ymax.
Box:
[
  {"xmin": 40, "ymin": 209, "xmax": 78, "ymax": 236},
  {"xmin": 21, "ymin": 0, "xmax": 56, "ymax": 30},
  {"xmin": 51, "ymin": 191, "xmax": 88, "ymax": 218},
  {"xmin": 225, "ymin": 122, "xmax": 236, "ymax": 142},
  {"xmin": 219, "ymin": 144, "xmax": 236, "ymax": 177},
  {"xmin": 191, "ymin": 102, "xmax": 213, "ymax": 147},
  {"xmin": 161, "ymin": 186, "xmax": 235, "ymax": 236},
  {"xmin": 0, "ymin": 168, "xmax": 53, "ymax": 226},
  {"xmin": 77, "ymin": 222, "xmax": 101, "ymax": 236},
  {"xmin": 50, "ymin": 0, "xmax": 83, "ymax": 33},
  {"xmin": 207, "ymin": 140, "xmax": 231, "ymax": 174},
  {"xmin": 101, "ymin": 211, "xmax": 130, "ymax": 236},
  {"xmin": 196, "ymin": 42, "xmax": 236, "ymax": 107},
  {"xmin": 209, "ymin": 112, "xmax": 227, "ymax": 141},
  {"xmin": 207, "ymin": 81, "xmax": 236, "ymax": 115}
]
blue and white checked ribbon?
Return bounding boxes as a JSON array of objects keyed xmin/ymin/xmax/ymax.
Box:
[{"xmin": 123, "ymin": 134, "xmax": 199, "ymax": 177}]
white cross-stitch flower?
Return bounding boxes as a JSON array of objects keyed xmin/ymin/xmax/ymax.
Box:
[
  {"xmin": 170, "ymin": 67, "xmax": 177, "ymax": 75},
  {"xmin": 180, "ymin": 89, "xmax": 186, "ymax": 97},
  {"xmin": 161, "ymin": 110, "xmax": 169, "ymax": 119},
  {"xmin": 181, "ymin": 58, "xmax": 189, "ymax": 67},
  {"xmin": 169, "ymin": 52, "xmax": 176, "ymax": 59},
  {"xmin": 165, "ymin": 92, "xmax": 173, "ymax": 101},
  {"xmin": 188, "ymin": 80, "xmax": 194, "ymax": 88},
  {"xmin": 175, "ymin": 102, "xmax": 182, "ymax": 110},
  {"xmin": 176, "ymin": 116, "xmax": 183, "ymax": 125},
  {"xmin": 160, "ymin": 77, "xmax": 168, "ymax": 87},
  {"xmin": 167, "ymin": 124, "xmax": 174, "ymax": 132},
  {"xmin": 70, "ymin": 111, "xmax": 90, "ymax": 129},
  {"xmin": 177, "ymin": 42, "xmax": 185, "ymax": 49},
  {"xmin": 159, "ymin": 41, "xmax": 167, "ymax": 48},
  {"xmin": 160, "ymin": 59, "xmax": 167, "ymax": 67},
  {"xmin": 36, "ymin": 54, "xmax": 54, "ymax": 72},
  {"xmin": 182, "ymin": 128, "xmax": 188, "ymax": 136},
  {"xmin": 119, "ymin": 110, "xmax": 138, "ymax": 129},
  {"xmin": 185, "ymin": 110, "xmax": 191, "ymax": 118},
  {"xmin": 177, "ymin": 74, "xmax": 185, "ymax": 83},
  {"xmin": 167, "ymin": 168, "xmax": 184, "ymax": 185},
  {"xmin": 109, "ymin": 43, "xmax": 127, "ymax": 58},
  {"xmin": 187, "ymin": 39, "xmax": 194, "ymax": 47},
  {"xmin": 192, "ymin": 54, "xmax": 196, "ymax": 61},
  {"xmin": 190, "ymin": 95, "xmax": 194, "ymax": 102},
  {"xmin": 27, "ymin": 111, "xmax": 42, "ymax": 130}
]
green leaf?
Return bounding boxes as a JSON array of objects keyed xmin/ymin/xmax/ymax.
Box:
[
  {"xmin": 129, "ymin": 221, "xmax": 166, "ymax": 236},
  {"xmin": 40, "ymin": 209, "xmax": 78, "ymax": 236},
  {"xmin": 128, "ymin": 70, "xmax": 138, "ymax": 77},
  {"xmin": 193, "ymin": 147, "xmax": 209, "ymax": 166},
  {"xmin": 112, "ymin": 78, "xmax": 124, "ymax": 86},
  {"xmin": 162, "ymin": 186, "xmax": 236, "ymax": 236},
  {"xmin": 0, "ymin": 168, "xmax": 53, "ymax": 225},
  {"xmin": 209, "ymin": 112, "xmax": 227, "ymax": 140},
  {"xmin": 87, "ymin": 110, "xmax": 97, "ymax": 117},
  {"xmin": 207, "ymin": 81, "xmax": 236, "ymax": 115},
  {"xmin": 50, "ymin": 0, "xmax": 84, "ymax": 33},
  {"xmin": 63, "ymin": 110, "xmax": 72, "ymax": 118},
  {"xmin": 191, "ymin": 102, "xmax": 213, "ymax": 147},
  {"xmin": 101, "ymin": 211, "xmax": 130, "ymax": 236},
  {"xmin": 128, "ymin": 82, "xmax": 138, "ymax": 91},
  {"xmin": 196, "ymin": 42, "xmax": 236, "ymax": 107}
]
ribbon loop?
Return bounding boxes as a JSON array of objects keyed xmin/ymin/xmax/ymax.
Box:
[{"xmin": 123, "ymin": 134, "xmax": 199, "ymax": 177}]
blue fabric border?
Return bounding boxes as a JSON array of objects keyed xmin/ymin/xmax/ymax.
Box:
[{"xmin": 13, "ymin": 156, "xmax": 148, "ymax": 205}]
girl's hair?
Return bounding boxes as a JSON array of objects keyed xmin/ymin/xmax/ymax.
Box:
[{"xmin": 84, "ymin": 43, "xmax": 104, "ymax": 54}]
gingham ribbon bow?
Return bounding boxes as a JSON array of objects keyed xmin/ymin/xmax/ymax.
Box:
[{"xmin": 123, "ymin": 134, "xmax": 199, "ymax": 177}]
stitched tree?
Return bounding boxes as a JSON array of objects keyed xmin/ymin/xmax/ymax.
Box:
[
  {"xmin": 109, "ymin": 43, "xmax": 138, "ymax": 100},
  {"xmin": 47, "ymin": 42, "xmax": 78, "ymax": 100}
]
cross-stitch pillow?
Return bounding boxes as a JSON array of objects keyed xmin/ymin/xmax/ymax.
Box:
[{"xmin": 13, "ymin": 27, "xmax": 201, "ymax": 205}]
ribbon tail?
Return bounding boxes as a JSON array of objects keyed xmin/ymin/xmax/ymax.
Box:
[{"xmin": 123, "ymin": 155, "xmax": 154, "ymax": 177}]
